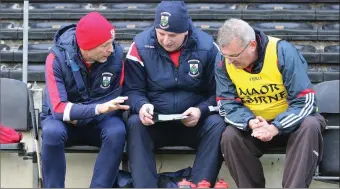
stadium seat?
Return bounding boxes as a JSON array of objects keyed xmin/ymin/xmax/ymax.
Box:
[
  {"xmin": 0, "ymin": 22, "xmax": 18, "ymax": 40},
  {"xmin": 0, "ymin": 3, "xmax": 22, "ymax": 19},
  {"xmin": 321, "ymin": 45, "xmax": 340, "ymax": 64},
  {"xmin": 0, "ymin": 44, "xmax": 14, "ymax": 63},
  {"xmin": 19, "ymin": 22, "xmax": 75, "ymax": 40},
  {"xmin": 100, "ymin": 3, "xmax": 156, "ymax": 20},
  {"xmin": 29, "ymin": 3, "xmax": 93, "ymax": 20},
  {"xmin": 243, "ymin": 4, "xmax": 314, "ymax": 20},
  {"xmin": 31, "ymin": 107, "xmax": 130, "ymax": 187},
  {"xmin": 187, "ymin": 3, "xmax": 241, "ymax": 20},
  {"xmin": 193, "ymin": 21, "xmax": 223, "ymax": 38},
  {"xmin": 250, "ymin": 22, "xmax": 317, "ymax": 41},
  {"xmin": 308, "ymin": 72, "xmax": 324, "ymax": 83},
  {"xmin": 0, "ymin": 78, "xmax": 37, "ymax": 185},
  {"xmin": 318, "ymin": 23, "xmax": 340, "ymax": 41},
  {"xmin": 112, "ymin": 21, "xmax": 153, "ymax": 40},
  {"xmin": 324, "ymin": 72, "xmax": 340, "ymax": 82},
  {"xmin": 8, "ymin": 65, "xmax": 45, "ymax": 82},
  {"xmin": 118, "ymin": 41, "xmax": 131, "ymax": 57},
  {"xmin": 313, "ymin": 80, "xmax": 340, "ymax": 181},
  {"xmin": 0, "ymin": 64, "xmax": 9, "ymax": 78},
  {"xmin": 294, "ymin": 44, "xmax": 320, "ymax": 64},
  {"xmin": 316, "ymin": 4, "xmax": 339, "ymax": 21},
  {"xmin": 14, "ymin": 43, "xmax": 53, "ymax": 63}
]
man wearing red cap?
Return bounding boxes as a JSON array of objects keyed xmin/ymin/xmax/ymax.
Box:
[{"xmin": 40, "ymin": 12, "xmax": 128, "ymax": 188}]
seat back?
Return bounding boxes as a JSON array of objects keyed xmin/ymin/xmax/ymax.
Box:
[
  {"xmin": 315, "ymin": 80, "xmax": 339, "ymax": 114},
  {"xmin": 0, "ymin": 78, "xmax": 30, "ymax": 131},
  {"xmin": 314, "ymin": 80, "xmax": 339, "ymax": 178}
]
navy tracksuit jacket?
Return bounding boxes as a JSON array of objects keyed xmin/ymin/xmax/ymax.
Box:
[
  {"xmin": 40, "ymin": 24, "xmax": 126, "ymax": 188},
  {"xmin": 123, "ymin": 22, "xmax": 226, "ymax": 187}
]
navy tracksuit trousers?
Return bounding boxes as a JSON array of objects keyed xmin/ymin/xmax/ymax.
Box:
[
  {"xmin": 41, "ymin": 115, "xmax": 126, "ymax": 188},
  {"xmin": 126, "ymin": 114, "xmax": 226, "ymax": 188}
]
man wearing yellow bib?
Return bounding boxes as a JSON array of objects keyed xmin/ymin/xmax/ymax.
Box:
[{"xmin": 215, "ymin": 18, "xmax": 326, "ymax": 188}]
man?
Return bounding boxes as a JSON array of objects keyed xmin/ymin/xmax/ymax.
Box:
[
  {"xmin": 40, "ymin": 12, "xmax": 129, "ymax": 188},
  {"xmin": 123, "ymin": 1, "xmax": 226, "ymax": 187},
  {"xmin": 215, "ymin": 18, "xmax": 326, "ymax": 188}
]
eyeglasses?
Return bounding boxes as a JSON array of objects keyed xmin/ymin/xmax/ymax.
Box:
[{"xmin": 221, "ymin": 41, "xmax": 251, "ymax": 60}]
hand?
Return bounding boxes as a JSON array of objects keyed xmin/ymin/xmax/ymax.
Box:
[
  {"xmin": 181, "ymin": 107, "xmax": 201, "ymax": 127},
  {"xmin": 251, "ymin": 124, "xmax": 279, "ymax": 142},
  {"xmin": 97, "ymin": 96, "xmax": 130, "ymax": 114},
  {"xmin": 248, "ymin": 118, "xmax": 260, "ymax": 130},
  {"xmin": 139, "ymin": 104, "xmax": 155, "ymax": 126}
]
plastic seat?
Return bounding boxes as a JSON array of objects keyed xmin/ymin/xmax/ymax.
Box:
[
  {"xmin": 308, "ymin": 72, "xmax": 324, "ymax": 83},
  {"xmin": 187, "ymin": 3, "xmax": 241, "ymax": 20},
  {"xmin": 244, "ymin": 4, "xmax": 314, "ymax": 20},
  {"xmin": 113, "ymin": 21, "xmax": 153, "ymax": 40},
  {"xmin": 324, "ymin": 45, "xmax": 340, "ymax": 53},
  {"xmin": 193, "ymin": 21, "xmax": 223, "ymax": 38},
  {"xmin": 0, "ymin": 3, "xmax": 22, "ymax": 19},
  {"xmin": 0, "ymin": 22, "xmax": 16, "ymax": 29},
  {"xmin": 321, "ymin": 45, "xmax": 340, "ymax": 64},
  {"xmin": 24, "ymin": 22, "xmax": 74, "ymax": 40},
  {"xmin": 118, "ymin": 42, "xmax": 131, "ymax": 56},
  {"xmin": 294, "ymin": 44, "xmax": 320, "ymax": 64},
  {"xmin": 251, "ymin": 22, "xmax": 317, "ymax": 41},
  {"xmin": 30, "ymin": 3, "xmax": 86, "ymax": 9},
  {"xmin": 29, "ymin": 3, "xmax": 93, "ymax": 20},
  {"xmin": 13, "ymin": 43, "xmax": 52, "ymax": 63},
  {"xmin": 0, "ymin": 22, "xmax": 17, "ymax": 40},
  {"xmin": 319, "ymin": 23, "xmax": 339, "ymax": 41},
  {"xmin": 29, "ymin": 22, "xmax": 73, "ymax": 29},
  {"xmin": 323, "ymin": 72, "xmax": 340, "ymax": 82},
  {"xmin": 8, "ymin": 64, "xmax": 45, "ymax": 82},
  {"xmin": 0, "ymin": 44, "xmax": 13, "ymax": 62},
  {"xmin": 313, "ymin": 80, "xmax": 340, "ymax": 181},
  {"xmin": 0, "ymin": 78, "xmax": 35, "ymax": 183},
  {"xmin": 99, "ymin": 3, "xmax": 156, "ymax": 20}
]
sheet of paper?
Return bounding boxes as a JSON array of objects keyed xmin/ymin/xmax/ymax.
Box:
[{"xmin": 155, "ymin": 114, "xmax": 188, "ymax": 122}]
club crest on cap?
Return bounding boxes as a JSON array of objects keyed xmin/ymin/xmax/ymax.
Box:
[
  {"xmin": 110, "ymin": 29, "xmax": 116, "ymax": 39},
  {"xmin": 160, "ymin": 12, "xmax": 171, "ymax": 29}
]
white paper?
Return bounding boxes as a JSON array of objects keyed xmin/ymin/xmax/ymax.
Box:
[{"xmin": 157, "ymin": 114, "xmax": 188, "ymax": 122}]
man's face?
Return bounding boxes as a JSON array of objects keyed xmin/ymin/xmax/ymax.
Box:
[
  {"xmin": 220, "ymin": 38, "xmax": 256, "ymax": 69},
  {"xmin": 156, "ymin": 28, "xmax": 188, "ymax": 52},
  {"xmin": 85, "ymin": 38, "xmax": 114, "ymax": 63}
]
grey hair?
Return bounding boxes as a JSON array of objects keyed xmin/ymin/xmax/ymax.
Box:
[{"xmin": 217, "ymin": 18, "xmax": 255, "ymax": 48}]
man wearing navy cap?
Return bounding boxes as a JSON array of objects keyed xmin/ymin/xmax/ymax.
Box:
[{"xmin": 124, "ymin": 1, "xmax": 226, "ymax": 187}]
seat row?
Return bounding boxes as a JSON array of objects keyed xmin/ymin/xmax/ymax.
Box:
[
  {"xmin": 1, "ymin": 43, "xmax": 339, "ymax": 64},
  {"xmin": 0, "ymin": 3, "xmax": 339, "ymax": 21},
  {"xmin": 0, "ymin": 64, "xmax": 338, "ymax": 84},
  {"xmin": 1, "ymin": 78, "xmax": 339, "ymax": 187},
  {"xmin": 1, "ymin": 21, "xmax": 339, "ymax": 41}
]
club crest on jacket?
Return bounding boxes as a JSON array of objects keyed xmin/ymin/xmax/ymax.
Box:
[
  {"xmin": 101, "ymin": 72, "xmax": 113, "ymax": 89},
  {"xmin": 188, "ymin": 59, "xmax": 200, "ymax": 77}
]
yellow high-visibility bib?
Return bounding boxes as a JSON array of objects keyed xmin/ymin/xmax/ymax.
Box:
[{"xmin": 225, "ymin": 36, "xmax": 288, "ymax": 121}]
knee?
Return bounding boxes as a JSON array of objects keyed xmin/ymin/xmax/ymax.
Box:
[
  {"xmin": 204, "ymin": 114, "xmax": 227, "ymax": 133},
  {"xmin": 299, "ymin": 116, "xmax": 322, "ymax": 134},
  {"xmin": 220, "ymin": 126, "xmax": 240, "ymax": 146},
  {"xmin": 126, "ymin": 114, "xmax": 144, "ymax": 132},
  {"xmin": 102, "ymin": 120, "xmax": 126, "ymax": 143},
  {"xmin": 42, "ymin": 123, "xmax": 67, "ymax": 146}
]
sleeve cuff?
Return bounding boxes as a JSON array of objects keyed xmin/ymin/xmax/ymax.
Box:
[
  {"xmin": 134, "ymin": 100, "xmax": 149, "ymax": 114},
  {"xmin": 95, "ymin": 105, "xmax": 100, "ymax": 115},
  {"xmin": 197, "ymin": 104, "xmax": 210, "ymax": 120},
  {"xmin": 271, "ymin": 121, "xmax": 283, "ymax": 135}
]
